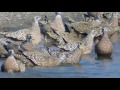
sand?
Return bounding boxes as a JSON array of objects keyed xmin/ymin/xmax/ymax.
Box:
[{"xmin": 0, "ymin": 12, "xmax": 84, "ymax": 32}]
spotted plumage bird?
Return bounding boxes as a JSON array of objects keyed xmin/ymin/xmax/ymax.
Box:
[
  {"xmin": 0, "ymin": 38, "xmax": 10, "ymax": 58},
  {"xmin": 39, "ymin": 12, "xmax": 65, "ymax": 43},
  {"xmin": 90, "ymin": 18, "xmax": 101, "ymax": 28},
  {"xmin": 46, "ymin": 28, "xmax": 80, "ymax": 46},
  {"xmin": 109, "ymin": 12, "xmax": 119, "ymax": 27},
  {"xmin": 11, "ymin": 33, "xmax": 61, "ymax": 67},
  {"xmin": 4, "ymin": 34, "xmax": 36, "ymax": 52},
  {"xmin": 21, "ymin": 50, "xmax": 61, "ymax": 67},
  {"xmin": 95, "ymin": 28, "xmax": 113, "ymax": 57},
  {"xmin": 19, "ymin": 34, "xmax": 35, "ymax": 51},
  {"xmin": 1, "ymin": 49, "xmax": 25, "ymax": 73},
  {"xmin": 0, "ymin": 37, "xmax": 19, "ymax": 58},
  {"xmin": 84, "ymin": 12, "xmax": 103, "ymax": 21},
  {"xmin": 81, "ymin": 29, "xmax": 98, "ymax": 54},
  {"xmin": 65, "ymin": 18, "xmax": 101, "ymax": 36},
  {"xmin": 50, "ymin": 12, "xmax": 65, "ymax": 32},
  {"xmin": 57, "ymin": 41, "xmax": 81, "ymax": 51},
  {"xmin": 40, "ymin": 12, "xmax": 65, "ymax": 33},
  {"xmin": 1, "ymin": 34, "xmax": 36, "ymax": 67},
  {"xmin": 98, "ymin": 12, "xmax": 120, "ymax": 38},
  {"xmin": 15, "ymin": 53, "xmax": 35, "ymax": 67},
  {"xmin": 0, "ymin": 16, "xmax": 42, "ymax": 46},
  {"xmin": 65, "ymin": 21, "xmax": 91, "ymax": 34},
  {"xmin": 58, "ymin": 42, "xmax": 85, "ymax": 64},
  {"xmin": 55, "ymin": 29, "xmax": 98, "ymax": 54}
]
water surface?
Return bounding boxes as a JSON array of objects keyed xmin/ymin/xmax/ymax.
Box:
[
  {"xmin": 0, "ymin": 41, "xmax": 120, "ymax": 78},
  {"xmin": 0, "ymin": 14, "xmax": 120, "ymax": 78}
]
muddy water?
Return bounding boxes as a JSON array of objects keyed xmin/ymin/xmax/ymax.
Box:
[{"xmin": 0, "ymin": 12, "xmax": 120, "ymax": 78}]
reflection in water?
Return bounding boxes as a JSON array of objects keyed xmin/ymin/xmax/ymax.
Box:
[
  {"xmin": 110, "ymin": 32, "xmax": 120, "ymax": 43},
  {"xmin": 82, "ymin": 54, "xmax": 95, "ymax": 61},
  {"xmin": 95, "ymin": 56, "xmax": 113, "ymax": 61},
  {"xmin": 73, "ymin": 63, "xmax": 82, "ymax": 68}
]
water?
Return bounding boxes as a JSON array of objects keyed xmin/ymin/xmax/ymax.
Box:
[
  {"xmin": 0, "ymin": 12, "xmax": 120, "ymax": 78},
  {"xmin": 0, "ymin": 42, "xmax": 120, "ymax": 78}
]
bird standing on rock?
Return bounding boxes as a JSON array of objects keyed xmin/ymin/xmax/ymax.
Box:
[
  {"xmin": 0, "ymin": 16, "xmax": 42, "ymax": 46},
  {"xmin": 39, "ymin": 12, "xmax": 65, "ymax": 42},
  {"xmin": 95, "ymin": 27, "xmax": 113, "ymax": 57},
  {"xmin": 2, "ymin": 35, "xmax": 37, "ymax": 67},
  {"xmin": 50, "ymin": 12, "xmax": 65, "ymax": 32}
]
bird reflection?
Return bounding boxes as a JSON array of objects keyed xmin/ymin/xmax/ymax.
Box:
[{"xmin": 95, "ymin": 56, "xmax": 113, "ymax": 61}]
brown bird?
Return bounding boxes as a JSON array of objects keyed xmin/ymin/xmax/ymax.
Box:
[
  {"xmin": 4, "ymin": 34, "xmax": 35, "ymax": 53},
  {"xmin": 21, "ymin": 50, "xmax": 61, "ymax": 67},
  {"xmin": 2, "ymin": 41, "xmax": 35, "ymax": 68},
  {"xmin": 56, "ymin": 29, "xmax": 98, "ymax": 54},
  {"xmin": 0, "ymin": 38, "xmax": 9, "ymax": 58},
  {"xmin": 81, "ymin": 29, "xmax": 98, "ymax": 54},
  {"xmin": 0, "ymin": 16, "xmax": 42, "ymax": 46},
  {"xmin": 39, "ymin": 12, "xmax": 65, "ymax": 43},
  {"xmin": 15, "ymin": 53, "xmax": 35, "ymax": 67},
  {"xmin": 2, "ymin": 34, "xmax": 36, "ymax": 67},
  {"xmin": 40, "ymin": 12, "xmax": 65, "ymax": 32},
  {"xmin": 95, "ymin": 28, "xmax": 113, "ymax": 57},
  {"xmin": 13, "ymin": 34, "xmax": 61, "ymax": 67},
  {"xmin": 50, "ymin": 12, "xmax": 65, "ymax": 32},
  {"xmin": 19, "ymin": 34, "xmax": 35, "ymax": 51},
  {"xmin": 1, "ymin": 49, "xmax": 25, "ymax": 73},
  {"xmin": 59, "ymin": 42, "xmax": 85, "ymax": 64},
  {"xmin": 65, "ymin": 18, "xmax": 101, "ymax": 36},
  {"xmin": 0, "ymin": 37, "xmax": 20, "ymax": 58},
  {"xmin": 90, "ymin": 18, "xmax": 101, "ymax": 28},
  {"xmin": 110, "ymin": 12, "xmax": 119, "ymax": 27}
]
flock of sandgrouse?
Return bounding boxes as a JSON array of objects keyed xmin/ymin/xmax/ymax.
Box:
[{"xmin": 0, "ymin": 12, "xmax": 119, "ymax": 73}]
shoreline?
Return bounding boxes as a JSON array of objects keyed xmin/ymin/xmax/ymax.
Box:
[{"xmin": 0, "ymin": 12, "xmax": 84, "ymax": 31}]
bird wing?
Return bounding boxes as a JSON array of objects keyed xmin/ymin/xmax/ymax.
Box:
[
  {"xmin": 5, "ymin": 28, "xmax": 31, "ymax": 41},
  {"xmin": 22, "ymin": 51, "xmax": 44, "ymax": 66}
]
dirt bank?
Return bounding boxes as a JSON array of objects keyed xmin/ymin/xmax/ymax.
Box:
[{"xmin": 0, "ymin": 12, "xmax": 84, "ymax": 31}]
